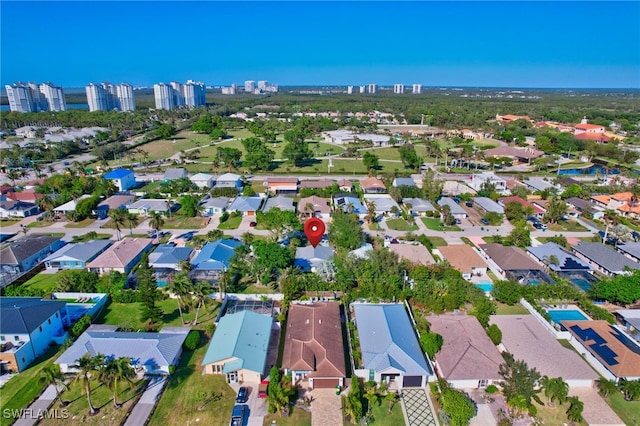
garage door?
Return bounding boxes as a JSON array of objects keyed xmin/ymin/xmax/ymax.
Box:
[
  {"xmin": 403, "ymin": 376, "xmax": 423, "ymax": 388},
  {"xmin": 313, "ymin": 378, "xmax": 341, "ymax": 389},
  {"xmin": 247, "ymin": 211, "xmax": 255, "ymax": 216}
]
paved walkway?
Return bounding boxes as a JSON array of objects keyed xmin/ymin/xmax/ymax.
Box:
[
  {"xmin": 13, "ymin": 385, "xmax": 57, "ymax": 426},
  {"xmin": 123, "ymin": 376, "xmax": 167, "ymax": 426},
  {"xmin": 570, "ymin": 387, "xmax": 624, "ymax": 426},
  {"xmin": 400, "ymin": 388, "xmax": 438, "ymax": 426},
  {"xmin": 311, "ymin": 388, "xmax": 342, "ymax": 426}
]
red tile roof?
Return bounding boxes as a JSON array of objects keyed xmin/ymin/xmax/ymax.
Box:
[
  {"xmin": 7, "ymin": 192, "xmax": 44, "ymax": 202},
  {"xmin": 575, "ymin": 123, "xmax": 605, "ymax": 131},
  {"xmin": 498, "ymin": 196, "xmax": 544, "ymax": 214},
  {"xmin": 575, "ymin": 133, "xmax": 610, "ymax": 142}
]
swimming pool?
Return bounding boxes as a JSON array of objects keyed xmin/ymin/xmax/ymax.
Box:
[
  {"xmin": 547, "ymin": 309, "xmax": 588, "ymax": 324},
  {"xmin": 475, "ymin": 283, "xmax": 493, "ymax": 292},
  {"xmin": 570, "ymin": 278, "xmax": 593, "ymax": 292}
]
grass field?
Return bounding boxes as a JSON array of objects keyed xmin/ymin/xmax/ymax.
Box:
[
  {"xmin": 494, "ymin": 302, "xmax": 529, "ymax": 315},
  {"xmin": 21, "ymin": 272, "xmax": 62, "ymax": 293},
  {"xmin": 162, "ymin": 215, "xmax": 209, "ymax": 229},
  {"xmin": 149, "ymin": 343, "xmax": 237, "ymax": 426},
  {"xmin": 0, "ymin": 346, "xmax": 65, "ymax": 426},
  {"xmin": 137, "ymin": 131, "xmax": 213, "ymax": 161},
  {"xmin": 64, "ymin": 218, "xmax": 96, "ymax": 228},
  {"xmin": 421, "ymin": 217, "xmax": 461, "ymax": 231},
  {"xmin": 426, "ymin": 236, "xmax": 448, "ymax": 247},
  {"xmin": 243, "ymin": 284, "xmax": 276, "ymax": 294},
  {"xmin": 38, "ymin": 378, "xmax": 147, "ymax": 426},
  {"xmin": 368, "ymin": 399, "xmax": 405, "ymax": 425},
  {"xmin": 218, "ymin": 215, "xmax": 242, "ymax": 230},
  {"xmin": 547, "ymin": 220, "xmax": 588, "ymax": 232},
  {"xmin": 605, "ymin": 390, "xmax": 640, "ymax": 426},
  {"xmin": 532, "ymin": 399, "xmax": 584, "ymax": 426},
  {"xmin": 386, "ymin": 218, "xmax": 418, "ymax": 231},
  {"xmin": 263, "ymin": 406, "xmax": 312, "ymax": 426}
]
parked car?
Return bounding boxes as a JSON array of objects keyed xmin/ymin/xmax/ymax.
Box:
[
  {"xmin": 533, "ymin": 222, "xmax": 547, "ymax": 230},
  {"xmin": 230, "ymin": 405, "xmax": 247, "ymax": 426},
  {"xmin": 249, "ymin": 221, "xmax": 257, "ymax": 227},
  {"xmin": 465, "ymin": 201, "xmax": 474, "ymax": 207},
  {"xmin": 480, "ymin": 218, "xmax": 489, "ymax": 225},
  {"xmin": 258, "ymin": 380, "xmax": 269, "ymax": 398},
  {"xmin": 455, "ymin": 218, "xmax": 462, "ymax": 225},
  {"xmin": 236, "ymin": 386, "xmax": 248, "ymax": 403}
]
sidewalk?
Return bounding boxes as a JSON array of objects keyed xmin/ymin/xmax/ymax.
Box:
[
  {"xmin": 13, "ymin": 385, "xmax": 58, "ymax": 426},
  {"xmin": 123, "ymin": 376, "xmax": 167, "ymax": 426}
]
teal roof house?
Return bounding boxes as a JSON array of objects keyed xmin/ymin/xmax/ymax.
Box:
[{"xmin": 201, "ymin": 310, "xmax": 273, "ymax": 383}]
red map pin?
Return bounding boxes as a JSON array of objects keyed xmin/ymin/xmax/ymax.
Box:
[{"xmin": 304, "ymin": 217, "xmax": 325, "ymax": 248}]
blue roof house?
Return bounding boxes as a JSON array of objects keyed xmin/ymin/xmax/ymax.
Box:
[
  {"xmin": 190, "ymin": 239, "xmax": 243, "ymax": 282},
  {"xmin": 43, "ymin": 240, "xmax": 113, "ymax": 270},
  {"xmin": 103, "ymin": 169, "xmax": 136, "ymax": 191},
  {"xmin": 201, "ymin": 310, "xmax": 273, "ymax": 383},
  {"xmin": 352, "ymin": 303, "xmax": 433, "ymax": 388}
]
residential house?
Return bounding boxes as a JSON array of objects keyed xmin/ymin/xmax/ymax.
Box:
[
  {"xmin": 332, "ymin": 194, "xmax": 366, "ymax": 218},
  {"xmin": 498, "ymin": 196, "xmax": 545, "ymax": 218},
  {"xmin": 297, "ymin": 196, "xmax": 331, "ymax": 219},
  {"xmin": 496, "ymin": 114, "xmax": 532, "ymax": 124},
  {"xmin": 491, "ymin": 315, "xmax": 598, "ymax": 387},
  {"xmin": 56, "ymin": 325, "xmax": 190, "ymax": 375},
  {"xmin": 4, "ymin": 191, "xmax": 44, "ymax": 203},
  {"xmin": 574, "ymin": 120, "xmax": 606, "ymax": 135},
  {"xmin": 322, "ymin": 130, "xmax": 355, "ymax": 145},
  {"xmin": 0, "ymin": 200, "xmax": 39, "ymax": 218},
  {"xmin": 468, "ymin": 172, "xmax": 508, "ymax": 195},
  {"xmin": 53, "ymin": 194, "xmax": 92, "ymax": 215},
  {"xmin": 189, "ymin": 172, "xmax": 215, "ymax": 189},
  {"xmin": 572, "ymin": 242, "xmax": 640, "ymax": 276},
  {"xmin": 427, "ymin": 314, "xmax": 503, "ymax": 389},
  {"xmin": 228, "ymin": 196, "xmax": 263, "ymax": 216},
  {"xmin": 190, "ymin": 239, "xmax": 243, "ymax": 281},
  {"xmin": 392, "ymin": 177, "xmax": 416, "ymax": 188},
  {"xmin": 617, "ymin": 243, "xmax": 640, "ymax": 263},
  {"xmin": 87, "ymin": 238, "xmax": 153, "ymax": 275},
  {"xmin": 163, "ymin": 168, "xmax": 188, "ymax": 181},
  {"xmin": 479, "ymin": 243, "xmax": 553, "ymax": 284},
  {"xmin": 522, "ymin": 178, "xmax": 557, "ymax": 193},
  {"xmin": 360, "ymin": 177, "xmax": 386, "ymax": 194},
  {"xmin": 0, "ymin": 297, "xmax": 68, "ymax": 372},
  {"xmin": 93, "ymin": 195, "xmax": 134, "ymax": 219},
  {"xmin": 352, "ymin": 303, "xmax": 433, "ymax": 388},
  {"xmin": 363, "ymin": 194, "xmax": 400, "ymax": 217},
  {"xmin": 44, "ymin": 240, "xmax": 112, "ymax": 271},
  {"xmin": 103, "ymin": 169, "xmax": 136, "ymax": 191},
  {"xmin": 216, "ymin": 173, "xmax": 243, "ymax": 190},
  {"xmin": 299, "ymin": 179, "xmax": 335, "ymax": 190},
  {"xmin": 262, "ymin": 195, "xmax": 295, "ymax": 212},
  {"xmin": 200, "ymin": 196, "xmax": 230, "ymax": 216},
  {"xmin": 472, "ymin": 197, "xmax": 504, "ymax": 215},
  {"xmin": 149, "ymin": 243, "xmax": 193, "ymax": 286},
  {"xmin": 0, "ymin": 235, "xmax": 65, "ymax": 278},
  {"xmin": 437, "ymin": 245, "xmax": 488, "ymax": 280},
  {"xmin": 265, "ymin": 177, "xmax": 299, "ymax": 194},
  {"xmin": 294, "ymin": 245, "xmax": 335, "ymax": 273},
  {"xmin": 389, "ymin": 243, "xmax": 435, "ymax": 266},
  {"xmin": 562, "ymin": 320, "xmax": 640, "ymax": 381},
  {"xmin": 566, "ymin": 197, "xmax": 597, "ymax": 218},
  {"xmin": 437, "ymin": 197, "xmax": 467, "ymax": 220},
  {"xmin": 127, "ymin": 199, "xmax": 170, "ymax": 216},
  {"xmin": 526, "ymin": 242, "xmax": 591, "ymax": 272},
  {"xmin": 337, "ymin": 179, "xmax": 353, "ymax": 192},
  {"xmin": 282, "ymin": 302, "xmax": 346, "ymax": 388},
  {"xmin": 483, "ymin": 146, "xmax": 543, "ymax": 164},
  {"xmin": 402, "ymin": 198, "xmax": 436, "ymax": 216},
  {"xmin": 201, "ymin": 310, "xmax": 273, "ymax": 383},
  {"xmin": 615, "ymin": 309, "xmax": 640, "ymax": 340}
]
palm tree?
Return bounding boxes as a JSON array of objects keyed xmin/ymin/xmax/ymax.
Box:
[
  {"xmin": 363, "ymin": 381, "xmax": 380, "ymax": 415},
  {"xmin": 207, "ymin": 229, "xmax": 224, "ymax": 242},
  {"xmin": 619, "ymin": 379, "xmax": 640, "ymax": 401},
  {"xmin": 149, "ymin": 211, "xmax": 164, "ymax": 241},
  {"xmin": 124, "ymin": 212, "xmax": 139, "ymax": 237},
  {"xmin": 191, "ymin": 281, "xmax": 210, "ymax": 325},
  {"xmin": 38, "ymin": 364, "xmax": 69, "ymax": 407},
  {"xmin": 240, "ymin": 232, "xmax": 254, "ymax": 247},
  {"xmin": 565, "ymin": 396, "xmax": 584, "ymax": 425},
  {"xmin": 100, "ymin": 357, "xmax": 136, "ymax": 408},
  {"xmin": 36, "ymin": 195, "xmax": 55, "ymax": 220},
  {"xmin": 365, "ymin": 202, "xmax": 377, "ymax": 225},
  {"xmin": 385, "ymin": 390, "xmax": 399, "ymax": 414},
  {"xmin": 602, "ymin": 209, "xmax": 619, "ymax": 244},
  {"xmin": 177, "ymin": 260, "xmax": 192, "ymax": 273},
  {"xmin": 540, "ymin": 376, "xmax": 569, "ymax": 407},
  {"xmin": 596, "ymin": 378, "xmax": 618, "ymax": 398},
  {"xmin": 6, "ymin": 168, "xmax": 19, "ymax": 186},
  {"xmin": 71, "ymin": 353, "xmax": 105, "ymax": 415},
  {"xmin": 304, "ymin": 202, "xmax": 314, "ymax": 218},
  {"xmin": 169, "ymin": 272, "xmax": 192, "ymax": 325},
  {"xmin": 109, "ymin": 209, "xmax": 126, "ymax": 241}
]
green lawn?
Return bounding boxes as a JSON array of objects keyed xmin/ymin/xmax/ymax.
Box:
[
  {"xmin": 242, "ymin": 284, "xmax": 275, "ymax": 294},
  {"xmin": 162, "ymin": 215, "xmax": 209, "ymax": 229},
  {"xmin": 218, "ymin": 215, "xmax": 242, "ymax": 230},
  {"xmin": 533, "ymin": 399, "xmax": 586, "ymax": 426},
  {"xmin": 136, "ymin": 131, "xmax": 213, "ymax": 161},
  {"xmin": 263, "ymin": 406, "xmax": 312, "ymax": 426},
  {"xmin": 494, "ymin": 302, "xmax": 529, "ymax": 315},
  {"xmin": 368, "ymin": 398, "xmax": 405, "ymax": 425},
  {"xmin": 149, "ymin": 343, "xmax": 237, "ymax": 426},
  {"xmin": 386, "ymin": 218, "xmax": 418, "ymax": 231},
  {"xmin": 71, "ymin": 232, "xmax": 112, "ymax": 243},
  {"xmin": 64, "ymin": 218, "xmax": 96, "ymax": 228},
  {"xmin": 21, "ymin": 272, "xmax": 62, "ymax": 293},
  {"xmin": 27, "ymin": 219, "xmax": 56, "ymax": 228},
  {"xmin": 38, "ymin": 378, "xmax": 147, "ymax": 426},
  {"xmin": 0, "ymin": 346, "xmax": 65, "ymax": 426},
  {"xmin": 426, "ymin": 236, "xmax": 448, "ymax": 247},
  {"xmin": 547, "ymin": 220, "xmax": 588, "ymax": 232},
  {"xmin": 421, "ymin": 217, "xmax": 461, "ymax": 231},
  {"xmin": 605, "ymin": 390, "xmax": 640, "ymax": 426}
]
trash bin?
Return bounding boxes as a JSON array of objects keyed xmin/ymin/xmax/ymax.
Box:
[{"xmin": 335, "ymin": 385, "xmax": 341, "ymax": 395}]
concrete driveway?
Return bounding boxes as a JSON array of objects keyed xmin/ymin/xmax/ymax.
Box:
[
  {"xmin": 311, "ymin": 388, "xmax": 342, "ymax": 426},
  {"xmin": 228, "ymin": 382, "xmax": 268, "ymax": 426},
  {"xmin": 123, "ymin": 376, "xmax": 167, "ymax": 426}
]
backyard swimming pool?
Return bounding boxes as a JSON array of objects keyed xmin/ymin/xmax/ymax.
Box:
[
  {"xmin": 547, "ymin": 309, "xmax": 588, "ymax": 324},
  {"xmin": 475, "ymin": 282, "xmax": 494, "ymax": 292}
]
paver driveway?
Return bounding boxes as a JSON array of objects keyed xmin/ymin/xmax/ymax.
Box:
[{"xmin": 401, "ymin": 388, "xmax": 438, "ymax": 426}]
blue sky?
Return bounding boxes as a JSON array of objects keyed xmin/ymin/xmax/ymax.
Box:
[{"xmin": 2, "ymin": 1, "xmax": 639, "ymax": 88}]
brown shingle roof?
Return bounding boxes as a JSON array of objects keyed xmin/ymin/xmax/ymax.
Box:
[
  {"xmin": 428, "ymin": 314, "xmax": 503, "ymax": 381},
  {"xmin": 281, "ymin": 302, "xmax": 346, "ymax": 378},
  {"xmin": 438, "ymin": 245, "xmax": 488, "ymax": 274},
  {"xmin": 360, "ymin": 177, "xmax": 385, "ymax": 190},
  {"xmin": 299, "ymin": 179, "xmax": 335, "ymax": 189},
  {"xmin": 480, "ymin": 243, "xmax": 543, "ymax": 271},
  {"xmin": 297, "ymin": 196, "xmax": 331, "ymax": 214},
  {"xmin": 87, "ymin": 238, "xmax": 152, "ymax": 269}
]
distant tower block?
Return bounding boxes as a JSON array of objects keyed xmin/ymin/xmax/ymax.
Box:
[
  {"xmin": 367, "ymin": 84, "xmax": 377, "ymax": 94},
  {"xmin": 359, "ymin": 86, "xmax": 366, "ymax": 94},
  {"xmin": 347, "ymin": 86, "xmax": 353, "ymax": 94},
  {"xmin": 412, "ymin": 84, "xmax": 422, "ymax": 94},
  {"xmin": 394, "ymin": 84, "xmax": 405, "ymax": 94}
]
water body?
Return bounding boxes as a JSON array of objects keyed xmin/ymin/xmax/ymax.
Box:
[
  {"xmin": 558, "ymin": 165, "xmax": 620, "ymax": 175},
  {"xmin": 0, "ymin": 104, "xmax": 89, "ymax": 111}
]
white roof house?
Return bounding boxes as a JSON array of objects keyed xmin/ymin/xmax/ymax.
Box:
[
  {"xmin": 127, "ymin": 199, "xmax": 170, "ymax": 216},
  {"xmin": 190, "ymin": 173, "xmax": 215, "ymax": 189},
  {"xmin": 53, "ymin": 195, "xmax": 92, "ymax": 214},
  {"xmin": 473, "ymin": 197, "xmax": 505, "ymax": 214},
  {"xmin": 363, "ymin": 194, "xmax": 400, "ymax": 215}
]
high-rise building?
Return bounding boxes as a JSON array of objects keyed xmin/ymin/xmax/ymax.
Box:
[
  {"xmin": 347, "ymin": 86, "xmax": 353, "ymax": 94},
  {"xmin": 359, "ymin": 86, "xmax": 366, "ymax": 94},
  {"xmin": 170, "ymin": 82, "xmax": 184, "ymax": 107},
  {"xmin": 244, "ymin": 80, "xmax": 255, "ymax": 92},
  {"xmin": 412, "ymin": 84, "xmax": 422, "ymax": 94},
  {"xmin": 116, "ymin": 83, "xmax": 136, "ymax": 111},
  {"xmin": 154, "ymin": 83, "xmax": 174, "ymax": 110},
  {"xmin": 257, "ymin": 81, "xmax": 268, "ymax": 91},
  {"xmin": 393, "ymin": 84, "xmax": 405, "ymax": 94},
  {"xmin": 367, "ymin": 84, "xmax": 377, "ymax": 94},
  {"xmin": 6, "ymin": 83, "xmax": 34, "ymax": 112},
  {"xmin": 86, "ymin": 83, "xmax": 108, "ymax": 112},
  {"xmin": 39, "ymin": 82, "xmax": 66, "ymax": 111},
  {"xmin": 183, "ymin": 80, "xmax": 206, "ymax": 107},
  {"xmin": 29, "ymin": 82, "xmax": 49, "ymax": 111}
]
